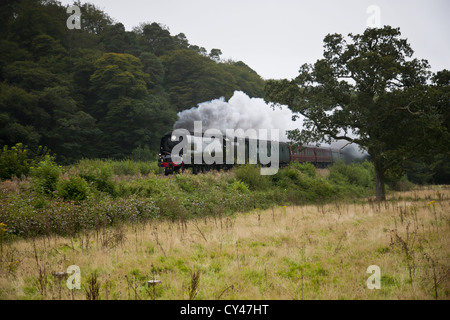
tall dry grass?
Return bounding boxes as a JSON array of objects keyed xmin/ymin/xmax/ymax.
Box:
[{"xmin": 0, "ymin": 187, "xmax": 448, "ymax": 300}]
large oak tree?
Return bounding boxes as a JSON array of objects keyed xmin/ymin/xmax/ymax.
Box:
[{"xmin": 265, "ymin": 26, "xmax": 448, "ymax": 201}]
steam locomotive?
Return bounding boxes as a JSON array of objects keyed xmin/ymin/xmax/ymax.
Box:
[{"xmin": 158, "ymin": 131, "xmax": 344, "ymax": 175}]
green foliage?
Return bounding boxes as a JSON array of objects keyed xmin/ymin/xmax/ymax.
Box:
[
  {"xmin": 57, "ymin": 176, "xmax": 89, "ymax": 201},
  {"xmin": 131, "ymin": 145, "xmax": 155, "ymax": 161},
  {"xmin": 288, "ymin": 162, "xmax": 317, "ymax": 178},
  {"xmin": 160, "ymin": 49, "xmax": 264, "ymax": 111},
  {"xmin": 271, "ymin": 165, "xmax": 334, "ymax": 202},
  {"xmin": 135, "ymin": 22, "xmax": 175, "ymax": 56},
  {"xmin": 75, "ymin": 159, "xmax": 160, "ymax": 177},
  {"xmin": 175, "ymin": 175, "xmax": 197, "ymax": 193},
  {"xmin": 90, "ymin": 53, "xmax": 150, "ymax": 101},
  {"xmin": 265, "ymin": 26, "xmax": 448, "ymax": 200},
  {"xmin": 30, "ymin": 155, "xmax": 61, "ymax": 195},
  {"xmin": 0, "ymin": 143, "xmax": 31, "ymax": 180},
  {"xmin": 80, "ymin": 166, "xmax": 116, "ymax": 196},
  {"xmin": 327, "ymin": 160, "xmax": 375, "ymax": 197},
  {"xmin": 0, "ymin": 158, "xmax": 383, "ymax": 239},
  {"xmin": 0, "ymin": 143, "xmax": 52, "ymax": 181},
  {"xmin": 0, "ymin": 0, "xmax": 262, "ymax": 164},
  {"xmin": 221, "ymin": 60, "xmax": 265, "ymax": 98},
  {"xmin": 328, "ymin": 161, "xmax": 375, "ymax": 188},
  {"xmin": 231, "ymin": 179, "xmax": 250, "ymax": 193},
  {"xmin": 234, "ymin": 165, "xmax": 270, "ymax": 191},
  {"xmin": 117, "ymin": 178, "xmax": 167, "ymax": 198}
]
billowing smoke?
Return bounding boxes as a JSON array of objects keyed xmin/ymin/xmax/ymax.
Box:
[
  {"xmin": 173, "ymin": 90, "xmax": 367, "ymax": 159},
  {"xmin": 173, "ymin": 91, "xmax": 299, "ymax": 141}
]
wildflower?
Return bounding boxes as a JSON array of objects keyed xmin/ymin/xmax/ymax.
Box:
[
  {"xmin": 427, "ymin": 200, "xmax": 435, "ymax": 208},
  {"xmin": 0, "ymin": 222, "xmax": 7, "ymax": 232}
]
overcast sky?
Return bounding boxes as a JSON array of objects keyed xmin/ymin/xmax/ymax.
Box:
[{"xmin": 60, "ymin": 0, "xmax": 449, "ymax": 80}]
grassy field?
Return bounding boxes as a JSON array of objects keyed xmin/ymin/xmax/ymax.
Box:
[{"xmin": 0, "ymin": 187, "xmax": 448, "ymax": 300}]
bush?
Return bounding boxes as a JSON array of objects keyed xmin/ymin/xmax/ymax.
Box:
[
  {"xmin": 75, "ymin": 159, "xmax": 161, "ymax": 176},
  {"xmin": 0, "ymin": 144, "xmax": 51, "ymax": 180},
  {"xmin": 271, "ymin": 166, "xmax": 302, "ymax": 189},
  {"xmin": 390, "ymin": 175, "xmax": 415, "ymax": 192},
  {"xmin": 0, "ymin": 143, "xmax": 31, "ymax": 180},
  {"xmin": 326, "ymin": 160, "xmax": 375, "ymax": 198},
  {"xmin": 175, "ymin": 175, "xmax": 196, "ymax": 193},
  {"xmin": 110, "ymin": 159, "xmax": 159, "ymax": 176},
  {"xmin": 30, "ymin": 155, "xmax": 61, "ymax": 195},
  {"xmin": 234, "ymin": 164, "xmax": 270, "ymax": 190},
  {"xmin": 289, "ymin": 162, "xmax": 316, "ymax": 178},
  {"xmin": 80, "ymin": 166, "xmax": 116, "ymax": 196},
  {"xmin": 328, "ymin": 160, "xmax": 374, "ymax": 188},
  {"xmin": 231, "ymin": 179, "xmax": 250, "ymax": 193},
  {"xmin": 57, "ymin": 176, "xmax": 89, "ymax": 201}
]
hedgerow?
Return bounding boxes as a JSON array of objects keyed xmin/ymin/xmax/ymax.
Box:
[{"xmin": 0, "ymin": 160, "xmax": 378, "ymax": 239}]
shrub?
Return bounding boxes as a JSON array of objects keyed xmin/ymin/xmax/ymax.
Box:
[
  {"xmin": 234, "ymin": 164, "xmax": 270, "ymax": 190},
  {"xmin": 231, "ymin": 179, "xmax": 250, "ymax": 193},
  {"xmin": 390, "ymin": 175, "xmax": 415, "ymax": 192},
  {"xmin": 0, "ymin": 143, "xmax": 31, "ymax": 180},
  {"xmin": 0, "ymin": 144, "xmax": 51, "ymax": 181},
  {"xmin": 271, "ymin": 166, "xmax": 302, "ymax": 189},
  {"xmin": 328, "ymin": 160, "xmax": 374, "ymax": 188},
  {"xmin": 75, "ymin": 159, "xmax": 160, "ymax": 177},
  {"xmin": 80, "ymin": 166, "xmax": 116, "ymax": 196},
  {"xmin": 326, "ymin": 160, "xmax": 375, "ymax": 198},
  {"xmin": 30, "ymin": 155, "xmax": 61, "ymax": 195},
  {"xmin": 110, "ymin": 159, "xmax": 159, "ymax": 176},
  {"xmin": 175, "ymin": 175, "xmax": 196, "ymax": 193},
  {"xmin": 289, "ymin": 161, "xmax": 317, "ymax": 178},
  {"xmin": 57, "ymin": 176, "xmax": 89, "ymax": 201}
]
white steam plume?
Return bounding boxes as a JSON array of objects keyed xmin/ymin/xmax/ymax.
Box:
[
  {"xmin": 173, "ymin": 91, "xmax": 300, "ymax": 141},
  {"xmin": 173, "ymin": 90, "xmax": 367, "ymax": 159}
]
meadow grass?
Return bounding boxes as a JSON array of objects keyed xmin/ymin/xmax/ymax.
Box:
[{"xmin": 0, "ymin": 187, "xmax": 448, "ymax": 300}]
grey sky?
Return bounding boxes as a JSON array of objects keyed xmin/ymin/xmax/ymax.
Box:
[{"xmin": 61, "ymin": 0, "xmax": 449, "ymax": 80}]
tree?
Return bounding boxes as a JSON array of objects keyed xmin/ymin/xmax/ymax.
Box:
[
  {"xmin": 265, "ymin": 26, "xmax": 447, "ymax": 201},
  {"xmin": 0, "ymin": 0, "xmax": 269, "ymax": 164},
  {"xmin": 90, "ymin": 52, "xmax": 150, "ymax": 118},
  {"xmin": 161, "ymin": 49, "xmax": 226, "ymax": 110},
  {"xmin": 6, "ymin": 0, "xmax": 67, "ymax": 49},
  {"xmin": 38, "ymin": 86, "xmax": 101, "ymax": 163},
  {"xmin": 75, "ymin": 1, "xmax": 112, "ymax": 35},
  {"xmin": 209, "ymin": 48, "xmax": 222, "ymax": 62},
  {"xmin": 221, "ymin": 60, "xmax": 265, "ymax": 98},
  {"xmin": 0, "ymin": 83, "xmax": 43, "ymax": 148},
  {"xmin": 100, "ymin": 23, "xmax": 130, "ymax": 53},
  {"xmin": 31, "ymin": 34, "xmax": 67, "ymax": 59},
  {"xmin": 174, "ymin": 33, "xmax": 189, "ymax": 49},
  {"xmin": 135, "ymin": 22, "xmax": 175, "ymax": 56},
  {"xmin": 3, "ymin": 61, "xmax": 62, "ymax": 91},
  {"xmin": 139, "ymin": 52, "xmax": 165, "ymax": 89},
  {"xmin": 90, "ymin": 52, "xmax": 175, "ymax": 158}
]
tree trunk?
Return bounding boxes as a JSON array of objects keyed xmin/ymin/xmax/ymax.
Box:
[{"xmin": 374, "ymin": 164, "xmax": 386, "ymax": 202}]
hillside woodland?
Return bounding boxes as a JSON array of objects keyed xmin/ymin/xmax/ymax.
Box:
[{"xmin": 0, "ymin": 0, "xmax": 265, "ymax": 163}]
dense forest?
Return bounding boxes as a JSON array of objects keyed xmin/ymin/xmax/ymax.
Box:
[{"xmin": 0, "ymin": 0, "xmax": 265, "ymax": 163}]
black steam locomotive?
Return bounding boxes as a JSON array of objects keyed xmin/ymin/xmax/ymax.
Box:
[{"xmin": 158, "ymin": 131, "xmax": 344, "ymax": 175}]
